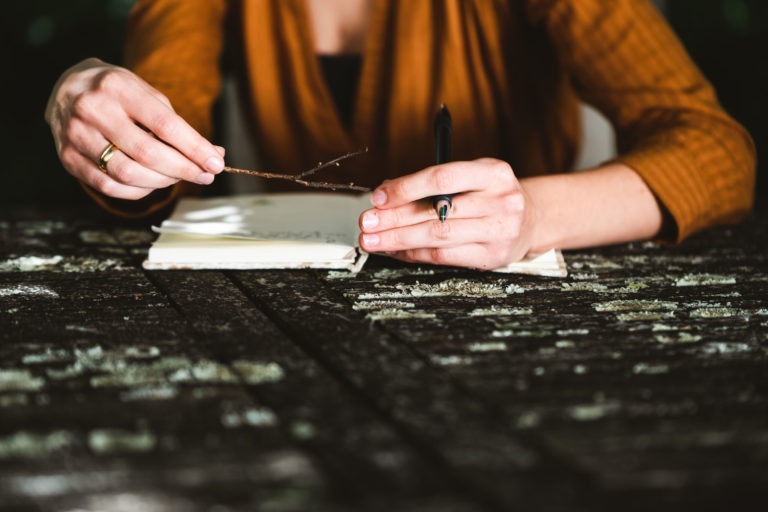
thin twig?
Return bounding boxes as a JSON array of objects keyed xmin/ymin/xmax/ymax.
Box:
[
  {"xmin": 294, "ymin": 147, "xmax": 369, "ymax": 178},
  {"xmin": 222, "ymin": 147, "xmax": 371, "ymax": 192},
  {"xmin": 223, "ymin": 166, "xmax": 371, "ymax": 192}
]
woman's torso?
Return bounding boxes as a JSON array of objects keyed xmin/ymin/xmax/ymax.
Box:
[{"xmin": 232, "ymin": 0, "xmax": 580, "ymax": 188}]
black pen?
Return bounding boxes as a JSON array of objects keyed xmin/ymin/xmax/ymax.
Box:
[{"xmin": 432, "ymin": 104, "xmax": 452, "ymax": 222}]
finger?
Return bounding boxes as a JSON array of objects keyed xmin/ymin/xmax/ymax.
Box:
[
  {"xmin": 100, "ymin": 146, "xmax": 182, "ymax": 189},
  {"xmin": 138, "ymin": 81, "xmax": 174, "ymax": 110},
  {"xmin": 58, "ymin": 116, "xmax": 179, "ymax": 193},
  {"xmin": 110, "ymin": 74, "xmax": 224, "ymax": 174},
  {"xmin": 360, "ymin": 201, "xmax": 434, "ymax": 232},
  {"xmin": 71, "ymin": 117, "xmax": 212, "ymax": 188},
  {"xmin": 69, "ymin": 150, "xmax": 157, "ymax": 200},
  {"xmin": 70, "ymin": 88, "xmax": 214, "ymax": 185},
  {"xmin": 386, "ymin": 244, "xmax": 509, "ymax": 270},
  {"xmin": 360, "ymin": 192, "xmax": 524, "ymax": 233},
  {"xmin": 62, "ymin": 111, "xmax": 213, "ymax": 188},
  {"xmin": 359, "ymin": 218, "xmax": 495, "ymax": 253},
  {"xmin": 71, "ymin": 68, "xmax": 224, "ymax": 176},
  {"xmin": 101, "ymin": 122, "xmax": 216, "ymax": 186},
  {"xmin": 371, "ymin": 159, "xmax": 518, "ymax": 209}
]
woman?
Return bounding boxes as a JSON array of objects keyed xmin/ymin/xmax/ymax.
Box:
[{"xmin": 46, "ymin": 0, "xmax": 755, "ymax": 269}]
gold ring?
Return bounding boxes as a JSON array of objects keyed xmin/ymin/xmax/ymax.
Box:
[{"xmin": 98, "ymin": 142, "xmax": 119, "ymax": 174}]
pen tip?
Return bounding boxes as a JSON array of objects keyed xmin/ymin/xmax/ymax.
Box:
[{"xmin": 438, "ymin": 204, "xmax": 448, "ymax": 222}]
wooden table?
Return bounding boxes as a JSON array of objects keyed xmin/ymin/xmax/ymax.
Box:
[{"xmin": 1, "ymin": 205, "xmax": 767, "ymax": 511}]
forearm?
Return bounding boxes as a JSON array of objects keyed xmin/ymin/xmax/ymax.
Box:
[
  {"xmin": 523, "ymin": 163, "xmax": 663, "ymax": 252},
  {"xmin": 529, "ymin": 0, "xmax": 754, "ymax": 241}
]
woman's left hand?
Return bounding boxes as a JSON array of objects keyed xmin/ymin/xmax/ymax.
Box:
[{"xmin": 358, "ymin": 158, "xmax": 537, "ymax": 269}]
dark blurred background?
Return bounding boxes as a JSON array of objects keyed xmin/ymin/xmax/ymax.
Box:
[{"xmin": 1, "ymin": 0, "xmax": 765, "ymax": 211}]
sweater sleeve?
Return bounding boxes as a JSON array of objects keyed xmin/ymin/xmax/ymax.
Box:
[
  {"xmin": 526, "ymin": 0, "xmax": 756, "ymax": 241},
  {"xmin": 125, "ymin": 0, "xmax": 227, "ymax": 137},
  {"xmin": 83, "ymin": 0, "xmax": 227, "ymax": 218}
]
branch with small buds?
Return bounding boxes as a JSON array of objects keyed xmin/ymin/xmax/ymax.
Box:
[{"xmin": 222, "ymin": 147, "xmax": 371, "ymax": 192}]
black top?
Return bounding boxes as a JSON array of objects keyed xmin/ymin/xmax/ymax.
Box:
[{"xmin": 318, "ymin": 54, "xmax": 362, "ymax": 130}]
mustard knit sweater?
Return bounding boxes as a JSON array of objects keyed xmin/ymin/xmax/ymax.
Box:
[{"xmin": 86, "ymin": 0, "xmax": 755, "ymax": 242}]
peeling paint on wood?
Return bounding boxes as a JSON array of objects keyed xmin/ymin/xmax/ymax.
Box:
[{"xmin": 1, "ymin": 210, "xmax": 766, "ymax": 511}]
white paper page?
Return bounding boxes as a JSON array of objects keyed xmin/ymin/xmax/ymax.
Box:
[
  {"xmin": 492, "ymin": 249, "xmax": 567, "ymax": 277},
  {"xmin": 147, "ymin": 233, "xmax": 359, "ymax": 264},
  {"xmin": 153, "ymin": 193, "xmax": 372, "ymax": 246}
]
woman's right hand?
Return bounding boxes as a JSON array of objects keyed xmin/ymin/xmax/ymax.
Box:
[{"xmin": 45, "ymin": 58, "xmax": 224, "ymax": 200}]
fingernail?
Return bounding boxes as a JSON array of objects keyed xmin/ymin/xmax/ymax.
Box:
[
  {"xmin": 362, "ymin": 212, "xmax": 379, "ymax": 230},
  {"xmin": 362, "ymin": 234, "xmax": 380, "ymax": 247},
  {"xmin": 198, "ymin": 173, "xmax": 214, "ymax": 185},
  {"xmin": 215, "ymin": 145, "xmax": 226, "ymax": 157},
  {"xmin": 372, "ymin": 189, "xmax": 387, "ymax": 206},
  {"xmin": 204, "ymin": 156, "xmax": 224, "ymax": 173}
]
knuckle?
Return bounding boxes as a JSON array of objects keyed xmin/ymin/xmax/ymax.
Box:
[
  {"xmin": 384, "ymin": 208, "xmax": 397, "ymax": 228},
  {"xmin": 129, "ymin": 140, "xmax": 158, "ymax": 164},
  {"xmin": 400, "ymin": 250, "xmax": 420, "ymax": 263},
  {"xmin": 111, "ymin": 160, "xmax": 135, "ymax": 183},
  {"xmin": 62, "ymin": 119, "xmax": 87, "ymax": 147},
  {"xmin": 500, "ymin": 192, "xmax": 524, "ymax": 214},
  {"xmin": 149, "ymin": 112, "xmax": 180, "ymax": 140},
  {"xmin": 429, "ymin": 219, "xmax": 452, "ymax": 240},
  {"xmin": 61, "ymin": 123, "xmax": 78, "ymax": 146},
  {"xmin": 492, "ymin": 158, "xmax": 512, "ymax": 173},
  {"xmin": 98, "ymin": 177, "xmax": 120, "ymax": 197},
  {"xmin": 92, "ymin": 68, "xmax": 124, "ymax": 95},
  {"xmin": 156, "ymin": 91, "xmax": 172, "ymax": 108},
  {"xmin": 394, "ymin": 249, "xmax": 410, "ymax": 262},
  {"xmin": 488, "ymin": 160, "xmax": 514, "ymax": 185},
  {"xmin": 388, "ymin": 179, "xmax": 409, "ymax": 201},
  {"xmin": 182, "ymin": 165, "xmax": 203, "ymax": 182},
  {"xmin": 392, "ymin": 206, "xmax": 404, "ymax": 226},
  {"xmin": 431, "ymin": 167, "xmax": 454, "ymax": 192},
  {"xmin": 389, "ymin": 229, "xmax": 404, "ymax": 249},
  {"xmin": 59, "ymin": 147, "xmax": 78, "ymax": 169},
  {"xmin": 430, "ymin": 247, "xmax": 451, "ymax": 265},
  {"xmin": 88, "ymin": 72, "xmax": 128, "ymax": 109},
  {"xmin": 70, "ymin": 92, "xmax": 99, "ymax": 121}
]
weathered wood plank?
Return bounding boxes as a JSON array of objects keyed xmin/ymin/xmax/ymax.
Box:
[
  {"xmin": 0, "ymin": 217, "xmax": 338, "ymax": 511},
  {"xmin": 0, "ymin": 270, "xmax": 335, "ymax": 511},
  {"xmin": 317, "ymin": 220, "xmax": 768, "ymax": 509},
  {"xmin": 2, "ymin": 210, "xmax": 767, "ymax": 510},
  {"xmin": 148, "ymin": 269, "xmax": 481, "ymax": 511},
  {"xmin": 232, "ymin": 270, "xmax": 589, "ymax": 511}
]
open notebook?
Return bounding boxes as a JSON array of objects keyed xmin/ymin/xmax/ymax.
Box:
[{"xmin": 143, "ymin": 193, "xmax": 567, "ymax": 276}]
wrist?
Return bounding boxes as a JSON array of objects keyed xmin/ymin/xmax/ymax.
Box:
[{"xmin": 519, "ymin": 175, "xmax": 555, "ymax": 253}]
